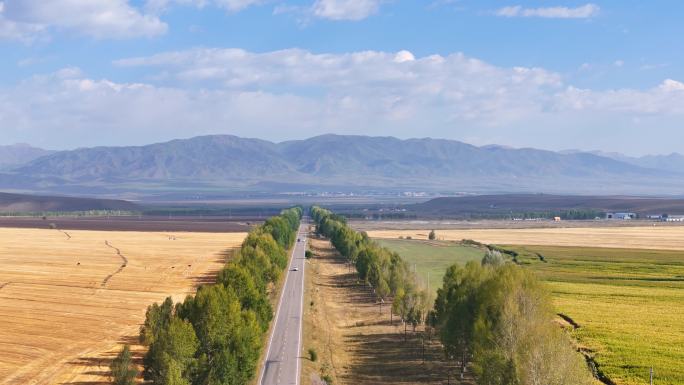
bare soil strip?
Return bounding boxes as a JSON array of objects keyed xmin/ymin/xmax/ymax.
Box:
[{"xmin": 302, "ymin": 237, "xmax": 466, "ymax": 385}]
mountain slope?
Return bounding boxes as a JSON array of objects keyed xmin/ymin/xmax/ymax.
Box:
[
  {"xmin": 0, "ymin": 144, "xmax": 54, "ymax": 170},
  {"xmin": 279, "ymin": 134, "xmax": 655, "ymax": 179},
  {"xmin": 4, "ymin": 134, "xmax": 682, "ymax": 194},
  {"xmin": 17, "ymin": 135, "xmax": 295, "ymax": 181},
  {"xmin": 624, "ymin": 153, "xmax": 684, "ymax": 173},
  {"xmin": 564, "ymin": 149, "xmax": 684, "ymax": 174}
]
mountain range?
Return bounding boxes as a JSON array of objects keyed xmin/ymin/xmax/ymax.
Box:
[
  {"xmin": 1, "ymin": 135, "xmax": 683, "ymax": 196},
  {"xmin": 562, "ymin": 149, "xmax": 684, "ymax": 174},
  {"xmin": 0, "ymin": 144, "xmax": 54, "ymax": 170}
]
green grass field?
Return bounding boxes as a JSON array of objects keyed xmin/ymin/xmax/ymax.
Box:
[
  {"xmin": 376, "ymin": 239, "xmax": 486, "ymax": 296},
  {"xmin": 378, "ymin": 239, "xmax": 684, "ymax": 385}
]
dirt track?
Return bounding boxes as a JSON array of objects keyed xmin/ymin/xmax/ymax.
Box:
[{"xmin": 0, "ymin": 227, "xmax": 245, "ymax": 385}]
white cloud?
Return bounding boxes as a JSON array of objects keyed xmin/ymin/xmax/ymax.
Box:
[
  {"xmin": 145, "ymin": 0, "xmax": 264, "ymax": 13},
  {"xmin": 660, "ymin": 79, "xmax": 684, "ymax": 92},
  {"xmin": 312, "ymin": 0, "xmax": 383, "ymax": 20},
  {"xmin": 0, "ymin": 0, "xmax": 166, "ymax": 41},
  {"xmin": 3, "ymin": 48, "xmax": 684, "ymax": 152},
  {"xmin": 496, "ymin": 3, "xmax": 599, "ymax": 19},
  {"xmin": 614, "ymin": 60, "xmax": 624, "ymax": 67},
  {"xmin": 555, "ymin": 80, "xmax": 684, "ymax": 114},
  {"xmin": 393, "ymin": 50, "xmax": 415, "ymax": 63}
]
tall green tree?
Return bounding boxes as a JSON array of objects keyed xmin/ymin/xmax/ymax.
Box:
[
  {"xmin": 139, "ymin": 208, "xmax": 302, "ymax": 385},
  {"xmin": 433, "ymin": 260, "xmax": 592, "ymax": 385}
]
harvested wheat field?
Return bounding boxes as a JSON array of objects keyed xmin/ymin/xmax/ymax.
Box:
[
  {"xmin": 0, "ymin": 227, "xmax": 246, "ymax": 385},
  {"xmin": 367, "ymin": 225, "xmax": 684, "ymax": 250}
]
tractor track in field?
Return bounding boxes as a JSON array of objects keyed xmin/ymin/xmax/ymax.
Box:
[{"xmin": 101, "ymin": 241, "xmax": 128, "ymax": 287}]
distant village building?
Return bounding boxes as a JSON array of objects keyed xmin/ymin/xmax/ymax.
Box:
[
  {"xmin": 606, "ymin": 212, "xmax": 637, "ymax": 220},
  {"xmin": 665, "ymin": 215, "xmax": 684, "ymax": 222},
  {"xmin": 554, "ymin": 216, "xmax": 562, "ymax": 222}
]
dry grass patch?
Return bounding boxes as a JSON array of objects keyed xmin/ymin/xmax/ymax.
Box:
[
  {"xmin": 302, "ymin": 237, "xmax": 465, "ymax": 385},
  {"xmin": 367, "ymin": 226, "xmax": 684, "ymax": 251},
  {"xmin": 0, "ymin": 227, "xmax": 245, "ymax": 385}
]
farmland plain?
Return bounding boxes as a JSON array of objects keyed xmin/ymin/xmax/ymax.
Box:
[
  {"xmin": 375, "ymin": 239, "xmax": 485, "ymax": 295},
  {"xmin": 367, "ymin": 225, "xmax": 684, "ymax": 250},
  {"xmin": 0, "ymin": 227, "xmax": 245, "ymax": 385},
  {"xmin": 373, "ymin": 228, "xmax": 684, "ymax": 385}
]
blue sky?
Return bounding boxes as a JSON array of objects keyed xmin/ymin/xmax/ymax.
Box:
[{"xmin": 1, "ymin": 0, "xmax": 683, "ymax": 155}]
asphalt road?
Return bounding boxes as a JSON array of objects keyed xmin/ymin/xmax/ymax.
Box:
[{"xmin": 259, "ymin": 221, "xmax": 308, "ymax": 385}]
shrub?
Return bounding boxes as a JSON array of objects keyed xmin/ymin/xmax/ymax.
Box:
[{"xmin": 308, "ymin": 348, "xmax": 318, "ymax": 362}]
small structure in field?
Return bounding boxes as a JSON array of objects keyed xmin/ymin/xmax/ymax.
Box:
[
  {"xmin": 553, "ymin": 216, "xmax": 562, "ymax": 222},
  {"xmin": 606, "ymin": 212, "xmax": 637, "ymax": 220},
  {"xmin": 665, "ymin": 215, "xmax": 684, "ymax": 222}
]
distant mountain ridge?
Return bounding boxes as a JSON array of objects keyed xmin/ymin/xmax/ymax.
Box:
[
  {"xmin": 0, "ymin": 144, "xmax": 54, "ymax": 170},
  {"xmin": 2, "ymin": 135, "xmax": 683, "ymax": 195},
  {"xmin": 563, "ymin": 149, "xmax": 684, "ymax": 174}
]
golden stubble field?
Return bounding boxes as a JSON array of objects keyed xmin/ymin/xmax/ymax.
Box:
[
  {"xmin": 366, "ymin": 225, "xmax": 684, "ymax": 250},
  {"xmin": 0, "ymin": 227, "xmax": 246, "ymax": 385}
]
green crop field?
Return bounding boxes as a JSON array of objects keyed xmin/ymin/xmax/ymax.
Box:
[
  {"xmin": 377, "ymin": 239, "xmax": 684, "ymax": 385},
  {"xmin": 376, "ymin": 239, "xmax": 486, "ymax": 296},
  {"xmin": 506, "ymin": 245, "xmax": 684, "ymax": 385}
]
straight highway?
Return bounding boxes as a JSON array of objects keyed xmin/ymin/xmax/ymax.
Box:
[{"xmin": 259, "ymin": 221, "xmax": 308, "ymax": 385}]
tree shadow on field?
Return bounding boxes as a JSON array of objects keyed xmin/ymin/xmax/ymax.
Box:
[
  {"xmin": 318, "ymin": 242, "xmax": 466, "ymax": 385},
  {"xmin": 191, "ymin": 251, "xmax": 233, "ymax": 287},
  {"xmin": 62, "ymin": 335, "xmax": 145, "ymax": 385},
  {"xmin": 341, "ymin": 326, "xmax": 466, "ymax": 385}
]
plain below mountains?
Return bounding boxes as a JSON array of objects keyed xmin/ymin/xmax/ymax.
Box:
[
  {"xmin": 412, "ymin": 194, "xmax": 684, "ymax": 218},
  {"xmin": 0, "ymin": 192, "xmax": 139, "ymax": 213},
  {"xmin": 1, "ymin": 135, "xmax": 683, "ymax": 195}
]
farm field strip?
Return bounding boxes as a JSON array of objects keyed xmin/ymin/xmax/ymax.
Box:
[
  {"xmin": 508, "ymin": 245, "xmax": 684, "ymax": 385},
  {"xmin": 375, "ymin": 239, "xmax": 485, "ymax": 295},
  {"xmin": 375, "ymin": 235, "xmax": 684, "ymax": 385},
  {"xmin": 0, "ymin": 227, "xmax": 246, "ymax": 385},
  {"xmin": 367, "ymin": 226, "xmax": 684, "ymax": 250}
]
